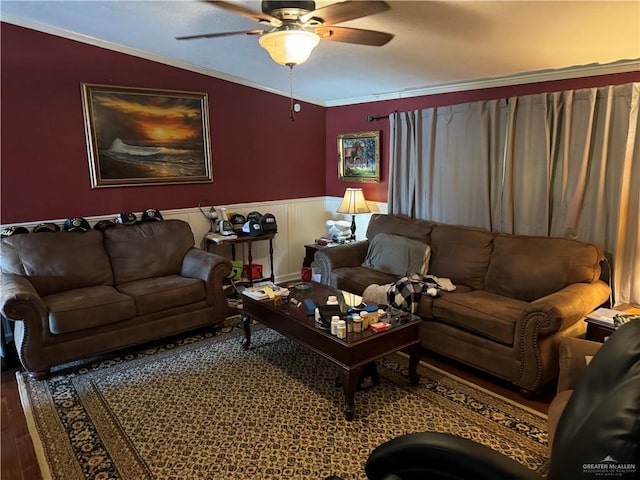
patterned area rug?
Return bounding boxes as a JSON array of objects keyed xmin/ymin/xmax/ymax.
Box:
[{"xmin": 17, "ymin": 321, "xmax": 549, "ymax": 480}]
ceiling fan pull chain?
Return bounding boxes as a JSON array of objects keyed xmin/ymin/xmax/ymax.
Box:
[{"xmin": 289, "ymin": 65, "xmax": 295, "ymax": 122}]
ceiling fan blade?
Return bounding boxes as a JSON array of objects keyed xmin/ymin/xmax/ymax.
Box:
[
  {"xmin": 205, "ymin": 0, "xmax": 282, "ymax": 27},
  {"xmin": 300, "ymin": 1, "xmax": 389, "ymax": 26},
  {"xmin": 176, "ymin": 29, "xmax": 264, "ymax": 40},
  {"xmin": 315, "ymin": 26, "xmax": 393, "ymax": 46}
]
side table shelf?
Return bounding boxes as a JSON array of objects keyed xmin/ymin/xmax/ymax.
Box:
[{"xmin": 204, "ymin": 233, "xmax": 275, "ymax": 286}]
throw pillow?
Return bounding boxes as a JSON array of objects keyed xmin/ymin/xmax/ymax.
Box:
[{"xmin": 362, "ymin": 233, "xmax": 430, "ymax": 276}]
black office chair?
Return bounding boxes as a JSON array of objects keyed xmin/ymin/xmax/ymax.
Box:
[{"xmin": 362, "ymin": 320, "xmax": 640, "ymax": 480}]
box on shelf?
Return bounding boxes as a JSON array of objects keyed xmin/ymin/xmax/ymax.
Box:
[{"xmin": 243, "ymin": 264, "xmax": 263, "ymax": 281}]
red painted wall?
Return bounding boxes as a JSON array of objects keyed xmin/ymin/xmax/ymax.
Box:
[
  {"xmin": 0, "ymin": 23, "xmax": 327, "ymax": 224},
  {"xmin": 326, "ymin": 71, "xmax": 640, "ymax": 203},
  {"xmin": 2, "ymin": 23, "xmax": 638, "ymax": 224}
]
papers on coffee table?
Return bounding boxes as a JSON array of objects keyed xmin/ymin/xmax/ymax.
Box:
[{"xmin": 242, "ymin": 282, "xmax": 289, "ymax": 301}]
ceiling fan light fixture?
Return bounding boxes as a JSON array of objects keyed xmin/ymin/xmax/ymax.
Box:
[{"xmin": 258, "ymin": 29, "xmax": 320, "ymax": 66}]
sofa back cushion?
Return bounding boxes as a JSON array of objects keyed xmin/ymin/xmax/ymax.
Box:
[
  {"xmin": 104, "ymin": 220, "xmax": 195, "ymax": 285},
  {"xmin": 366, "ymin": 214, "xmax": 434, "ymax": 243},
  {"xmin": 428, "ymin": 225, "xmax": 495, "ymax": 290},
  {"xmin": 0, "ymin": 230, "xmax": 113, "ymax": 296},
  {"xmin": 485, "ymin": 235, "xmax": 604, "ymax": 302},
  {"xmin": 362, "ymin": 233, "xmax": 431, "ymax": 276}
]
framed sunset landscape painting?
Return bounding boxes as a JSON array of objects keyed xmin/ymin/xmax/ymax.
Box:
[{"xmin": 81, "ymin": 83, "xmax": 213, "ymax": 188}]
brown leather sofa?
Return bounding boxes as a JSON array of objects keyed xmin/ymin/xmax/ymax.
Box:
[
  {"xmin": 314, "ymin": 214, "xmax": 610, "ymax": 394},
  {"xmin": 1, "ymin": 219, "xmax": 232, "ymax": 378}
]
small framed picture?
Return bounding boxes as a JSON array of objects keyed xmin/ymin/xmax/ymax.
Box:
[{"xmin": 337, "ymin": 131, "xmax": 380, "ymax": 183}]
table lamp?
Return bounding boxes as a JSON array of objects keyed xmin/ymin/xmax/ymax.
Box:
[{"xmin": 337, "ymin": 188, "xmax": 371, "ymax": 240}]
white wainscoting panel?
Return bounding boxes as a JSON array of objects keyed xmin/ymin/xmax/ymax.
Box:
[{"xmin": 2, "ymin": 196, "xmax": 388, "ymax": 283}]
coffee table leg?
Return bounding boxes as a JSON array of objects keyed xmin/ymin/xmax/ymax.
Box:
[
  {"xmin": 341, "ymin": 367, "xmax": 362, "ymax": 421},
  {"xmin": 408, "ymin": 343, "xmax": 420, "ymax": 386},
  {"xmin": 241, "ymin": 314, "xmax": 251, "ymax": 350}
]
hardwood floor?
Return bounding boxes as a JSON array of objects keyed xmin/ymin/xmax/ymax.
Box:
[
  {"xmin": 2, "ymin": 350, "xmax": 42, "ymax": 480},
  {"xmin": 0, "ymin": 339, "xmax": 553, "ymax": 480},
  {"xmin": 420, "ymin": 349, "xmax": 555, "ymax": 414}
]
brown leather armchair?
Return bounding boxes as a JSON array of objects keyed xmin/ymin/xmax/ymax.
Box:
[
  {"xmin": 348, "ymin": 320, "xmax": 640, "ymax": 480},
  {"xmin": 547, "ymin": 335, "xmax": 602, "ymax": 448}
]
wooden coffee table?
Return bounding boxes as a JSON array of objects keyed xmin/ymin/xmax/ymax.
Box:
[{"xmin": 240, "ymin": 282, "xmax": 421, "ymax": 420}]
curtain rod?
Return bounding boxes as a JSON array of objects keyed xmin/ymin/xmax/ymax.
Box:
[{"xmin": 367, "ymin": 110, "xmax": 397, "ymax": 122}]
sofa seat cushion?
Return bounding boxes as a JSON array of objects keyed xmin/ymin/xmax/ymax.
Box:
[
  {"xmin": 424, "ymin": 285, "xmax": 474, "ymax": 318},
  {"xmin": 116, "ymin": 275, "xmax": 205, "ymax": 316},
  {"xmin": 432, "ymin": 290, "xmax": 528, "ymax": 346},
  {"xmin": 45, "ymin": 286, "xmax": 136, "ymax": 335},
  {"xmin": 331, "ymin": 266, "xmax": 399, "ymax": 296},
  {"xmin": 416, "ymin": 295, "xmax": 437, "ymax": 319}
]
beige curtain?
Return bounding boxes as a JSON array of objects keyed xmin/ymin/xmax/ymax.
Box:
[
  {"xmin": 388, "ymin": 100, "xmax": 508, "ymax": 228},
  {"xmin": 388, "ymin": 111, "xmax": 419, "ymax": 216},
  {"xmin": 504, "ymin": 84, "xmax": 639, "ymax": 306},
  {"xmin": 388, "ymin": 83, "xmax": 639, "ymax": 306}
]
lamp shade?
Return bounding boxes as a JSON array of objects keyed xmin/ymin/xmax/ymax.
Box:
[
  {"xmin": 258, "ymin": 30, "xmax": 320, "ymax": 66},
  {"xmin": 337, "ymin": 188, "xmax": 371, "ymax": 215}
]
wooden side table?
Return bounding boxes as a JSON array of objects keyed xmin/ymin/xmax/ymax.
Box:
[
  {"xmin": 204, "ymin": 233, "xmax": 275, "ymax": 286},
  {"xmin": 303, "ymin": 244, "xmax": 326, "ymax": 268},
  {"xmin": 584, "ymin": 319, "xmax": 615, "ymax": 343},
  {"xmin": 584, "ymin": 305, "xmax": 640, "ymax": 342}
]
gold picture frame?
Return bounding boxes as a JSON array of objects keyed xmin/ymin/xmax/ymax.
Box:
[
  {"xmin": 337, "ymin": 131, "xmax": 380, "ymax": 183},
  {"xmin": 81, "ymin": 83, "xmax": 213, "ymax": 188}
]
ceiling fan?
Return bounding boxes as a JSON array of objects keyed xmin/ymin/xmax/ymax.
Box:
[{"xmin": 176, "ymin": 1, "xmax": 394, "ymax": 67}]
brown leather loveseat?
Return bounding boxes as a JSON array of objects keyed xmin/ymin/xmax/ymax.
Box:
[
  {"xmin": 1, "ymin": 219, "xmax": 231, "ymax": 378},
  {"xmin": 314, "ymin": 214, "xmax": 610, "ymax": 394}
]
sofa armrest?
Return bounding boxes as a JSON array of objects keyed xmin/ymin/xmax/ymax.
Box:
[
  {"xmin": 523, "ymin": 280, "xmax": 611, "ymax": 336},
  {"xmin": 313, "ymin": 241, "xmax": 369, "ymax": 285},
  {"xmin": 181, "ymin": 249, "xmax": 232, "ymax": 307},
  {"xmin": 1, "ymin": 273, "xmax": 47, "ymax": 322},
  {"xmin": 1, "ymin": 272, "xmax": 49, "ymax": 373},
  {"xmin": 556, "ymin": 337, "xmax": 601, "ymax": 393},
  {"xmin": 514, "ymin": 280, "xmax": 609, "ymax": 391}
]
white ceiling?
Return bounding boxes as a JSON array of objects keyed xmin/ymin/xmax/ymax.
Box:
[{"xmin": 2, "ymin": 1, "xmax": 639, "ymax": 106}]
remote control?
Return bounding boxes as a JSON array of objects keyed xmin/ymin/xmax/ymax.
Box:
[{"xmin": 303, "ymin": 299, "xmax": 317, "ymax": 316}]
